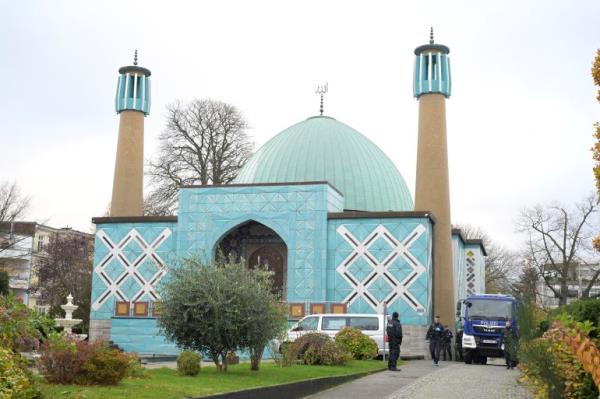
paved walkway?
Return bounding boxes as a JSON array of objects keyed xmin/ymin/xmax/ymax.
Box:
[{"xmin": 305, "ymin": 358, "xmax": 532, "ymax": 399}]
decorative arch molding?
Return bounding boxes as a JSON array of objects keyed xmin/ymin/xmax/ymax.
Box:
[{"xmin": 209, "ymin": 217, "xmax": 291, "ymax": 257}]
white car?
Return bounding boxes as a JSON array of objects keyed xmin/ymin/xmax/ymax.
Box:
[{"xmin": 279, "ymin": 313, "xmax": 388, "ymax": 355}]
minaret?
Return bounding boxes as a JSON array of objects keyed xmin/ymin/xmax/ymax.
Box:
[
  {"xmin": 110, "ymin": 50, "xmax": 151, "ymax": 216},
  {"xmin": 413, "ymin": 29, "xmax": 454, "ymax": 326}
]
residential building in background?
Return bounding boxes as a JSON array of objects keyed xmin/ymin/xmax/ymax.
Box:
[
  {"xmin": 537, "ymin": 263, "xmax": 600, "ymax": 308},
  {"xmin": 0, "ymin": 222, "xmax": 93, "ymax": 311}
]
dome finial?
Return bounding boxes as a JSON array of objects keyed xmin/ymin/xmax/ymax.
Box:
[
  {"xmin": 133, "ymin": 49, "xmax": 138, "ymax": 66},
  {"xmin": 315, "ymin": 82, "xmax": 328, "ymax": 116},
  {"xmin": 430, "ymin": 27, "xmax": 434, "ymax": 44}
]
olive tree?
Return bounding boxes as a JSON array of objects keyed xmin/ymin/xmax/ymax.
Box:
[{"xmin": 157, "ymin": 257, "xmax": 287, "ymax": 371}]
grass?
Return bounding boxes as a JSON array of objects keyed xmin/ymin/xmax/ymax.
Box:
[{"xmin": 39, "ymin": 360, "xmax": 387, "ymax": 399}]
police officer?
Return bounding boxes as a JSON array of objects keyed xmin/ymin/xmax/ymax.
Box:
[
  {"xmin": 386, "ymin": 311, "xmax": 403, "ymax": 371},
  {"xmin": 426, "ymin": 315, "xmax": 444, "ymax": 366},
  {"xmin": 502, "ymin": 320, "xmax": 519, "ymax": 369},
  {"xmin": 441, "ymin": 325, "xmax": 453, "ymax": 361}
]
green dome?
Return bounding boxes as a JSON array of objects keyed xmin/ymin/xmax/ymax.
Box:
[{"xmin": 235, "ymin": 116, "xmax": 414, "ymax": 211}]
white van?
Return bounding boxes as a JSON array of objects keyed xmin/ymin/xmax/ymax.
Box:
[{"xmin": 282, "ymin": 313, "xmax": 387, "ymax": 355}]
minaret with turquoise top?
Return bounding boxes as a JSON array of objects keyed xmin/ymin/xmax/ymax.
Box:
[
  {"xmin": 110, "ymin": 50, "xmax": 151, "ymax": 216},
  {"xmin": 413, "ymin": 29, "xmax": 454, "ymax": 327}
]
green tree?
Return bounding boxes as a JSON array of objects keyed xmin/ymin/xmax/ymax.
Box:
[
  {"xmin": 157, "ymin": 257, "xmax": 287, "ymax": 371},
  {"xmin": 240, "ymin": 279, "xmax": 288, "ymax": 370}
]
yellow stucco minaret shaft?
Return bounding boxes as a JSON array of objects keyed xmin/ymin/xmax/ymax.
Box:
[
  {"xmin": 412, "ymin": 29, "xmax": 454, "ymax": 327},
  {"xmin": 110, "ymin": 50, "xmax": 151, "ymax": 217}
]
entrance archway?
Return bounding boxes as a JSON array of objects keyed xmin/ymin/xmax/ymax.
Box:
[{"xmin": 217, "ymin": 221, "xmax": 287, "ymax": 297}]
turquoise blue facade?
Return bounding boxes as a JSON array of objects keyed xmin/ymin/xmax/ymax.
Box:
[
  {"xmin": 413, "ymin": 41, "xmax": 451, "ymax": 98},
  {"xmin": 115, "ymin": 69, "xmax": 151, "ymax": 115},
  {"xmin": 90, "ymin": 182, "xmax": 435, "ymax": 355},
  {"xmin": 91, "ymin": 220, "xmax": 177, "ymax": 353},
  {"xmin": 452, "ymin": 229, "xmax": 486, "ymax": 308}
]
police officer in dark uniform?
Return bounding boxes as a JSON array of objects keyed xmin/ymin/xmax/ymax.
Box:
[
  {"xmin": 386, "ymin": 311, "xmax": 403, "ymax": 371},
  {"xmin": 426, "ymin": 315, "xmax": 444, "ymax": 366},
  {"xmin": 441, "ymin": 325, "xmax": 453, "ymax": 361}
]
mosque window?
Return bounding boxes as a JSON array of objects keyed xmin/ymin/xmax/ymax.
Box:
[
  {"xmin": 127, "ymin": 76, "xmax": 135, "ymax": 99},
  {"xmin": 431, "ymin": 54, "xmax": 438, "ymax": 80},
  {"xmin": 115, "ymin": 301, "xmax": 130, "ymax": 316},
  {"xmin": 133, "ymin": 302, "xmax": 148, "ymax": 317},
  {"xmin": 136, "ymin": 76, "xmax": 143, "ymax": 99}
]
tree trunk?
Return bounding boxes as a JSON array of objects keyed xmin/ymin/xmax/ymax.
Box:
[
  {"xmin": 250, "ymin": 346, "xmax": 263, "ymax": 371},
  {"xmin": 211, "ymin": 353, "xmax": 222, "ymax": 371},
  {"xmin": 220, "ymin": 352, "xmax": 228, "ymax": 372},
  {"xmin": 559, "ymin": 280, "xmax": 569, "ymax": 306}
]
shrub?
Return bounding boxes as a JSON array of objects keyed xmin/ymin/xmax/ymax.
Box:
[
  {"xmin": 288, "ymin": 333, "xmax": 331, "ymax": 359},
  {"xmin": 38, "ymin": 333, "xmax": 129, "ymax": 385},
  {"xmin": 226, "ymin": 351, "xmax": 240, "ymax": 365},
  {"xmin": 560, "ymin": 299, "xmax": 600, "ymax": 339},
  {"xmin": 303, "ymin": 340, "xmax": 351, "ymax": 366},
  {"xmin": 125, "ymin": 353, "xmax": 148, "ymax": 379},
  {"xmin": 286, "ymin": 333, "xmax": 351, "ymax": 366},
  {"xmin": 0, "ymin": 347, "xmax": 40, "ymax": 399},
  {"xmin": 335, "ymin": 327, "xmax": 378, "ymax": 360},
  {"xmin": 177, "ymin": 351, "xmax": 201, "ymax": 376},
  {"xmin": 37, "ymin": 332, "xmax": 100, "ymax": 384},
  {"xmin": 519, "ymin": 320, "xmax": 600, "ymax": 399},
  {"xmin": 77, "ymin": 348, "xmax": 131, "ymax": 385},
  {"xmin": 0, "ymin": 294, "xmax": 53, "ymax": 352}
]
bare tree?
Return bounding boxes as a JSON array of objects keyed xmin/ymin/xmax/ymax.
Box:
[
  {"xmin": 0, "ymin": 181, "xmax": 31, "ymax": 256},
  {"xmin": 32, "ymin": 232, "xmax": 93, "ymax": 333},
  {"xmin": 454, "ymin": 224, "xmax": 518, "ymax": 294},
  {"xmin": 512, "ymin": 265, "xmax": 541, "ymax": 304},
  {"xmin": 517, "ymin": 195, "xmax": 598, "ymax": 306},
  {"xmin": 145, "ymin": 99, "xmax": 254, "ymax": 215},
  {"xmin": 0, "ymin": 181, "xmax": 30, "ymax": 224}
]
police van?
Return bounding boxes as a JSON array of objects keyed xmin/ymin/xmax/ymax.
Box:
[{"xmin": 280, "ymin": 313, "xmax": 386, "ymax": 355}]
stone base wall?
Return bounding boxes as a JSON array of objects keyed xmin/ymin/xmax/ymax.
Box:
[
  {"xmin": 400, "ymin": 324, "xmax": 428, "ymax": 358},
  {"xmin": 89, "ymin": 319, "xmax": 111, "ymax": 342}
]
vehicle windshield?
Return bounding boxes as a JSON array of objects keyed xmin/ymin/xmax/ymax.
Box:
[{"xmin": 466, "ymin": 299, "xmax": 513, "ymax": 320}]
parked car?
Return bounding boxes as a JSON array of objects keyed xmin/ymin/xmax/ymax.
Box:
[{"xmin": 277, "ymin": 313, "xmax": 387, "ymax": 355}]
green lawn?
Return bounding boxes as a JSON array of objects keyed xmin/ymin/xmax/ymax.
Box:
[{"xmin": 39, "ymin": 360, "xmax": 387, "ymax": 399}]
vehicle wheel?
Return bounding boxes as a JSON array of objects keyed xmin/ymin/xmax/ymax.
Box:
[{"xmin": 463, "ymin": 350, "xmax": 473, "ymax": 364}]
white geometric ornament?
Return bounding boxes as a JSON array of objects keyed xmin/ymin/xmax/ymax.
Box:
[
  {"xmin": 336, "ymin": 224, "xmax": 427, "ymax": 313},
  {"xmin": 92, "ymin": 228, "xmax": 172, "ymax": 311},
  {"xmin": 466, "ymin": 250, "xmax": 476, "ymax": 295}
]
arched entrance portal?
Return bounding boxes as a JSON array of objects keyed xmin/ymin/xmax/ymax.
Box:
[{"xmin": 217, "ymin": 221, "xmax": 287, "ymax": 298}]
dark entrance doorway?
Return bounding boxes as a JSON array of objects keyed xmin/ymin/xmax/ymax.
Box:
[{"xmin": 217, "ymin": 221, "xmax": 287, "ymax": 297}]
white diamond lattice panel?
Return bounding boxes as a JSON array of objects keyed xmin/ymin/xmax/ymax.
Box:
[
  {"xmin": 466, "ymin": 251, "xmax": 476, "ymax": 295},
  {"xmin": 92, "ymin": 228, "xmax": 172, "ymax": 310},
  {"xmin": 336, "ymin": 224, "xmax": 427, "ymax": 313}
]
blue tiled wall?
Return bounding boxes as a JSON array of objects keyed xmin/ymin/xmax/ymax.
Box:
[
  {"xmin": 177, "ymin": 183, "xmax": 342, "ymax": 302},
  {"xmin": 452, "ymin": 234, "xmax": 466, "ymax": 305},
  {"xmin": 91, "ymin": 222, "xmax": 177, "ymax": 321},
  {"xmin": 110, "ymin": 318, "xmax": 178, "ymax": 354},
  {"xmin": 327, "ymin": 218, "xmax": 433, "ymax": 325},
  {"xmin": 465, "ymin": 244, "xmax": 486, "ymax": 294}
]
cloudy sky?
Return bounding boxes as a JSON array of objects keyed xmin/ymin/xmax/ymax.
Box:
[{"xmin": 1, "ymin": 0, "xmax": 598, "ymax": 251}]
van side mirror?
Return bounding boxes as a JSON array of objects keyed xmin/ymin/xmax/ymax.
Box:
[{"xmin": 292, "ymin": 326, "xmax": 303, "ymax": 332}]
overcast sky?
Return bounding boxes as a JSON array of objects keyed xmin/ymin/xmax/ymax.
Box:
[{"xmin": 1, "ymin": 0, "xmax": 599, "ymax": 252}]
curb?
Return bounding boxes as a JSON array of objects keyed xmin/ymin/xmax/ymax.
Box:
[{"xmin": 192, "ymin": 368, "xmax": 386, "ymax": 399}]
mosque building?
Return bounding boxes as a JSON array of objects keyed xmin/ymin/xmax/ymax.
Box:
[{"xmin": 89, "ymin": 32, "xmax": 486, "ymax": 358}]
